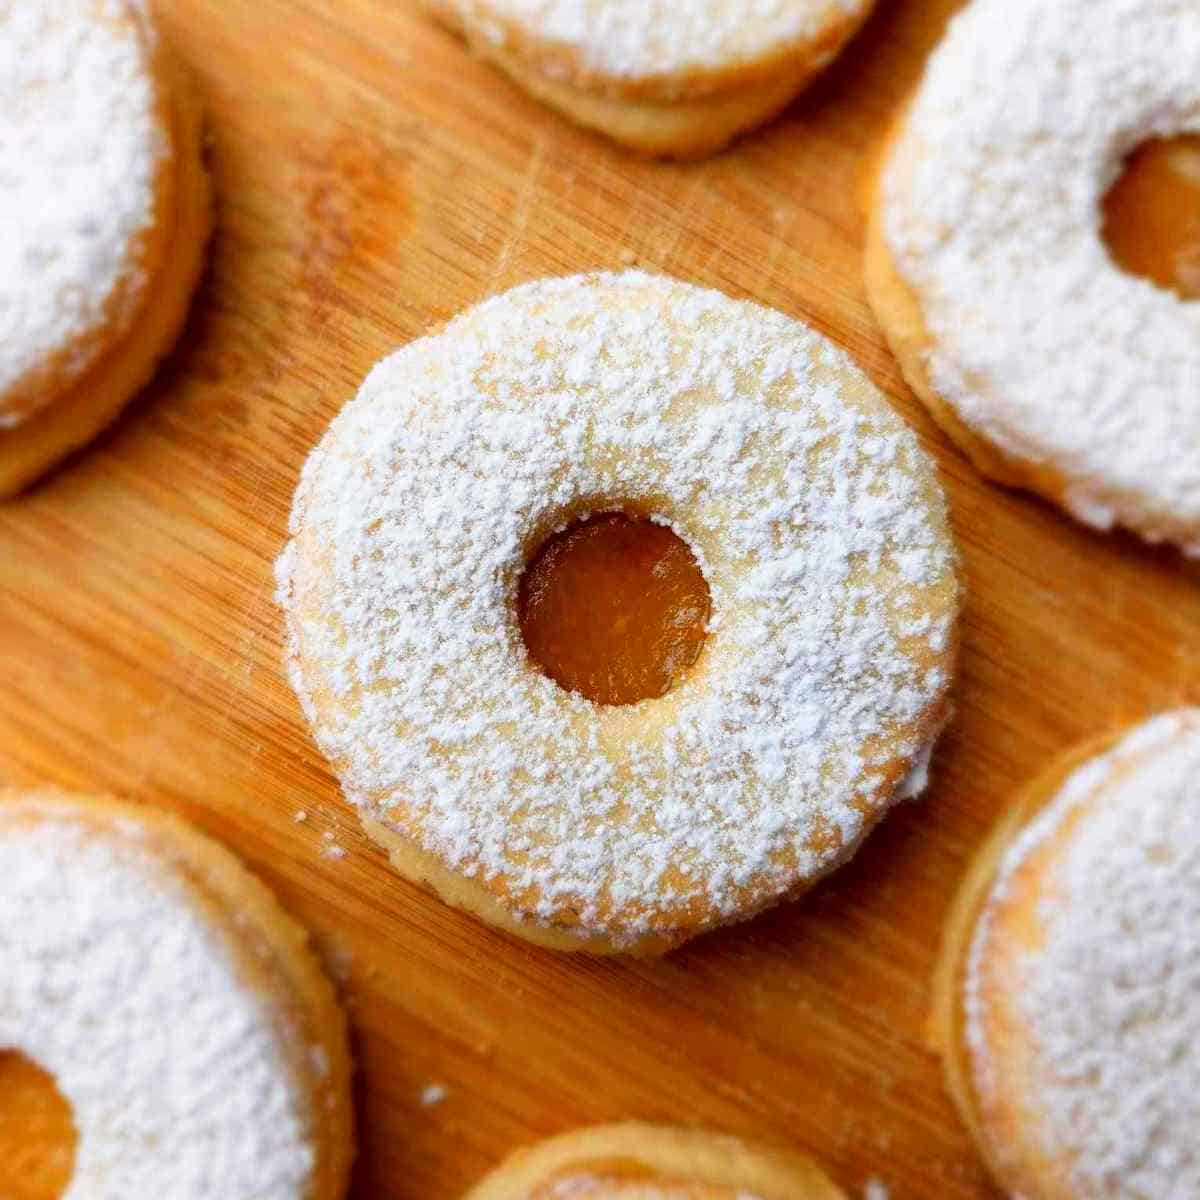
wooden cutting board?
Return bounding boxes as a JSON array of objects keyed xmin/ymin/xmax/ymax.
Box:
[{"xmin": 3, "ymin": 1, "xmax": 1197, "ymax": 1196}]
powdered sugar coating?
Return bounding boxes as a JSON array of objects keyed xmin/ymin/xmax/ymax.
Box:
[
  {"xmin": 0, "ymin": 798, "xmax": 318, "ymax": 1198},
  {"xmin": 884, "ymin": 0, "xmax": 1200, "ymax": 553},
  {"xmin": 965, "ymin": 711, "xmax": 1200, "ymax": 1198},
  {"xmin": 435, "ymin": 0, "xmax": 868, "ymax": 86},
  {"xmin": 278, "ymin": 272, "xmax": 958, "ymax": 945},
  {"xmin": 0, "ymin": 0, "xmax": 165, "ymax": 427}
]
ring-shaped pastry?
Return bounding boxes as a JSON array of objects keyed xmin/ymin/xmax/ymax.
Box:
[
  {"xmin": 866, "ymin": 0, "xmax": 1200, "ymax": 552},
  {"xmin": 934, "ymin": 711, "xmax": 1200, "ymax": 1199},
  {"xmin": 462, "ymin": 1123, "xmax": 847, "ymax": 1199},
  {"xmin": 424, "ymin": 0, "xmax": 876, "ymax": 158},
  {"xmin": 0, "ymin": 788, "xmax": 354, "ymax": 1200},
  {"xmin": 0, "ymin": 0, "xmax": 212, "ymax": 497},
  {"xmin": 277, "ymin": 271, "xmax": 960, "ymax": 954}
]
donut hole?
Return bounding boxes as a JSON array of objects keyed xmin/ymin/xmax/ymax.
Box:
[
  {"xmin": 0, "ymin": 1051, "xmax": 77, "ymax": 1200},
  {"xmin": 518, "ymin": 511, "xmax": 711, "ymax": 706},
  {"xmin": 1102, "ymin": 133, "xmax": 1200, "ymax": 300}
]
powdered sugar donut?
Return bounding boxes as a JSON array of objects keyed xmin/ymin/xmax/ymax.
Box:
[
  {"xmin": 0, "ymin": 0, "xmax": 212, "ymax": 497},
  {"xmin": 463, "ymin": 1123, "xmax": 846, "ymax": 1199},
  {"xmin": 0, "ymin": 788, "xmax": 354, "ymax": 1200},
  {"xmin": 277, "ymin": 271, "xmax": 960, "ymax": 955},
  {"xmin": 423, "ymin": 1, "xmax": 876, "ymax": 158},
  {"xmin": 865, "ymin": 0, "xmax": 1200, "ymax": 553},
  {"xmin": 933, "ymin": 711, "xmax": 1200, "ymax": 1199}
]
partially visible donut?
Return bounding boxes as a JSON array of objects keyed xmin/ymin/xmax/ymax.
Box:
[
  {"xmin": 0, "ymin": 0, "xmax": 212, "ymax": 497},
  {"xmin": 0, "ymin": 788, "xmax": 354, "ymax": 1200},
  {"xmin": 462, "ymin": 1123, "xmax": 846, "ymax": 1199},
  {"xmin": 422, "ymin": 0, "xmax": 877, "ymax": 158},
  {"xmin": 277, "ymin": 271, "xmax": 960, "ymax": 955},
  {"xmin": 933, "ymin": 711, "xmax": 1200, "ymax": 1199},
  {"xmin": 865, "ymin": 0, "xmax": 1200, "ymax": 553}
]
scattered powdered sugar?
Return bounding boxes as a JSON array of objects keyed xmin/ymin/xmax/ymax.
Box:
[
  {"xmin": 277, "ymin": 272, "xmax": 957, "ymax": 944},
  {"xmin": 863, "ymin": 1179, "xmax": 888, "ymax": 1200},
  {"xmin": 884, "ymin": 0, "xmax": 1200, "ymax": 554},
  {"xmin": 437, "ymin": 0, "xmax": 867, "ymax": 85},
  {"xmin": 896, "ymin": 740, "xmax": 932, "ymax": 800},
  {"xmin": 0, "ymin": 0, "xmax": 165, "ymax": 426},
  {"xmin": 321, "ymin": 830, "xmax": 348, "ymax": 860},
  {"xmin": 897, "ymin": 710, "xmax": 951, "ymax": 801},
  {"xmin": 966, "ymin": 711, "xmax": 1200, "ymax": 1198},
  {"xmin": 0, "ymin": 799, "xmax": 318, "ymax": 1198},
  {"xmin": 419, "ymin": 1082, "xmax": 448, "ymax": 1106}
]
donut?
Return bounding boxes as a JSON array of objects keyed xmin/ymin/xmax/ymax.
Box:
[
  {"xmin": 462, "ymin": 1123, "xmax": 846, "ymax": 1199},
  {"xmin": 0, "ymin": 0, "xmax": 212, "ymax": 498},
  {"xmin": 0, "ymin": 788, "xmax": 354, "ymax": 1199},
  {"xmin": 932, "ymin": 711, "xmax": 1200, "ymax": 1198},
  {"xmin": 276, "ymin": 271, "xmax": 960, "ymax": 955},
  {"xmin": 864, "ymin": 0, "xmax": 1200, "ymax": 553},
  {"xmin": 422, "ymin": 1, "xmax": 876, "ymax": 158}
]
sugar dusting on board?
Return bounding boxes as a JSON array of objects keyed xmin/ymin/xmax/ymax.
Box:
[
  {"xmin": 884, "ymin": 0, "xmax": 1200, "ymax": 553},
  {"xmin": 277, "ymin": 272, "xmax": 958, "ymax": 945},
  {"xmin": 438, "ymin": 0, "xmax": 867, "ymax": 82},
  {"xmin": 0, "ymin": 799, "xmax": 318, "ymax": 1197},
  {"xmin": 321, "ymin": 831, "xmax": 348, "ymax": 860},
  {"xmin": 0, "ymin": 0, "xmax": 165, "ymax": 425},
  {"xmin": 966, "ymin": 712, "xmax": 1200, "ymax": 1197}
]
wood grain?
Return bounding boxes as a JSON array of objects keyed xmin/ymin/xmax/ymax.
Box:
[{"xmin": 2, "ymin": 1, "xmax": 1197, "ymax": 1197}]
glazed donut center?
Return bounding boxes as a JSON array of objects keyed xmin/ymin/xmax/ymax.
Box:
[
  {"xmin": 1102, "ymin": 134, "xmax": 1200, "ymax": 300},
  {"xmin": 518, "ymin": 512, "xmax": 711, "ymax": 706},
  {"xmin": 0, "ymin": 1051, "xmax": 77, "ymax": 1200}
]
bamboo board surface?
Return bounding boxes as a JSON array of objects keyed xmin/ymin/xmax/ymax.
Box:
[{"xmin": 3, "ymin": 1, "xmax": 1199, "ymax": 1196}]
